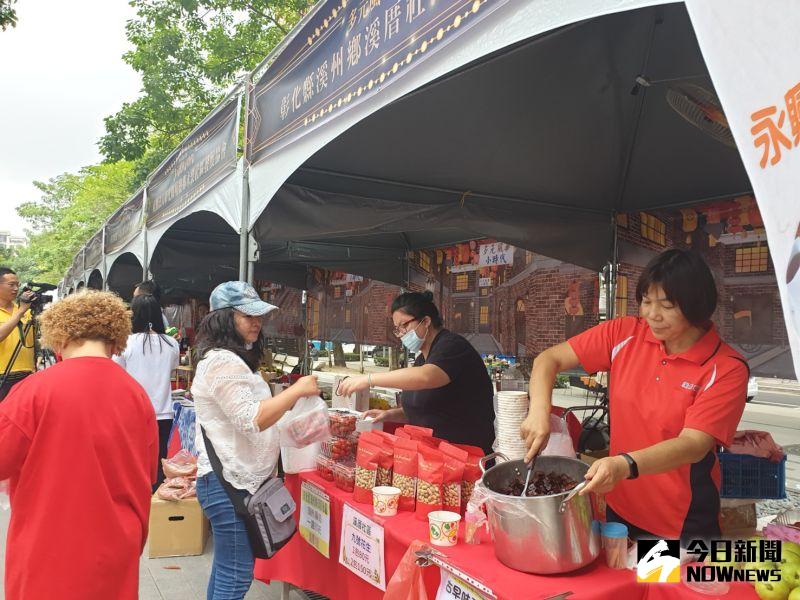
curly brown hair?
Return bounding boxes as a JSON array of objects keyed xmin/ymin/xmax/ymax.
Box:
[{"xmin": 39, "ymin": 290, "xmax": 131, "ymax": 353}]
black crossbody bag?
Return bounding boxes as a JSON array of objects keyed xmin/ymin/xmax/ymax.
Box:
[{"xmin": 200, "ymin": 427, "xmax": 296, "ymax": 558}]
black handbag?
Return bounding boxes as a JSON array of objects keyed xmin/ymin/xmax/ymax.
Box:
[{"xmin": 200, "ymin": 427, "xmax": 296, "ymax": 558}]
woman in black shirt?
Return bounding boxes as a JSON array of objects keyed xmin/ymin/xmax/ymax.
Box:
[{"xmin": 337, "ymin": 292, "xmax": 495, "ymax": 453}]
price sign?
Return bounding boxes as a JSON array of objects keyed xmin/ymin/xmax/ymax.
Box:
[
  {"xmin": 299, "ymin": 481, "xmax": 330, "ymax": 558},
  {"xmin": 436, "ymin": 569, "xmax": 490, "ymax": 600},
  {"xmin": 339, "ymin": 503, "xmax": 386, "ymax": 590}
]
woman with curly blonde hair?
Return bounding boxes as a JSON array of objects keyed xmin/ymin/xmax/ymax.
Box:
[{"xmin": 0, "ymin": 290, "xmax": 158, "ymax": 600}]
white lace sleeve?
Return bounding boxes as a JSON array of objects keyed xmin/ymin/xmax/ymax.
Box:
[{"xmin": 202, "ymin": 353, "xmax": 261, "ymax": 434}]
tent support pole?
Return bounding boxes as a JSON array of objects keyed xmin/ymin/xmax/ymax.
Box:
[
  {"xmin": 142, "ymin": 188, "xmax": 150, "ymax": 280},
  {"xmin": 240, "ymin": 75, "xmax": 252, "ymax": 282}
]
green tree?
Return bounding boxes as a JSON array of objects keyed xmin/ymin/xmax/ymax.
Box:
[
  {"xmin": 0, "ymin": 0, "xmax": 17, "ymax": 31},
  {"xmin": 100, "ymin": 0, "xmax": 313, "ymax": 184},
  {"xmin": 15, "ymin": 161, "xmax": 137, "ymax": 282}
]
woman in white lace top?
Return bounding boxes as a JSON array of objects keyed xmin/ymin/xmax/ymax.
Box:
[{"xmin": 192, "ymin": 281, "xmax": 319, "ymax": 599}]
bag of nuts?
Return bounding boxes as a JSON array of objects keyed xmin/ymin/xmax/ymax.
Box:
[
  {"xmin": 415, "ymin": 445, "xmax": 444, "ymax": 521},
  {"xmin": 439, "ymin": 442, "xmax": 468, "ymax": 514},
  {"xmin": 392, "ymin": 438, "xmax": 419, "ymax": 512},
  {"xmin": 353, "ymin": 437, "xmax": 382, "ymax": 504},
  {"xmin": 454, "ymin": 444, "xmax": 484, "ymax": 514},
  {"xmin": 363, "ymin": 431, "xmax": 394, "ymax": 486}
]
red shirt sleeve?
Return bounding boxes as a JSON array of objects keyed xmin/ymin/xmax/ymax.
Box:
[
  {"xmin": 567, "ymin": 317, "xmax": 636, "ymax": 374},
  {"xmin": 0, "ymin": 415, "xmax": 31, "ymax": 481},
  {"xmin": 683, "ymin": 360, "xmax": 748, "ymax": 447}
]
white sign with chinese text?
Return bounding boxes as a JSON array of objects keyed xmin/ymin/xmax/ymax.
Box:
[
  {"xmin": 685, "ymin": 0, "xmax": 800, "ymax": 377},
  {"xmin": 450, "ymin": 264, "xmax": 481, "ymax": 274},
  {"xmin": 331, "ymin": 274, "xmax": 364, "ymax": 285},
  {"xmin": 299, "ymin": 481, "xmax": 330, "ymax": 558},
  {"xmin": 479, "ymin": 277, "xmax": 492, "ymax": 288},
  {"xmin": 478, "ymin": 243, "xmax": 514, "ymax": 268},
  {"xmin": 436, "ymin": 568, "xmax": 490, "ymax": 600},
  {"xmin": 339, "ymin": 503, "xmax": 386, "ymax": 590}
]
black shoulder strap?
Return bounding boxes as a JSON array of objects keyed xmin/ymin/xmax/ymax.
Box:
[{"xmin": 200, "ymin": 426, "xmax": 251, "ymax": 515}]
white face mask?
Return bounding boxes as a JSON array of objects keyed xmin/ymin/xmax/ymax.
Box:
[{"xmin": 400, "ymin": 320, "xmax": 428, "ymax": 352}]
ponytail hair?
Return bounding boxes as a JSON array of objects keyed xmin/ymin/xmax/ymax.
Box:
[{"xmin": 391, "ymin": 291, "xmax": 443, "ymax": 328}]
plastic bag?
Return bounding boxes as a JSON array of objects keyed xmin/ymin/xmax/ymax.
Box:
[
  {"xmin": 162, "ymin": 448, "xmax": 198, "ymax": 478},
  {"xmin": 281, "ymin": 442, "xmax": 322, "ymax": 474},
  {"xmin": 278, "ymin": 396, "xmax": 331, "ymax": 448},
  {"xmin": 439, "ymin": 442, "xmax": 467, "ymax": 514},
  {"xmin": 464, "ymin": 482, "xmax": 491, "ymax": 545},
  {"xmin": 157, "ymin": 477, "xmax": 197, "ymax": 501},
  {"xmin": 541, "ymin": 414, "xmax": 576, "ymax": 457},
  {"xmin": 384, "ymin": 539, "xmax": 429, "ymax": 600}
]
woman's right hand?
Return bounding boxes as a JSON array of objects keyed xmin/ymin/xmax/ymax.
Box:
[
  {"xmin": 293, "ymin": 375, "xmax": 320, "ymax": 400},
  {"xmin": 520, "ymin": 407, "xmax": 551, "ymax": 463}
]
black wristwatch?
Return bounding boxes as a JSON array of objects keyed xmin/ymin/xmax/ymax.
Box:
[{"xmin": 619, "ymin": 453, "xmax": 639, "ymax": 479}]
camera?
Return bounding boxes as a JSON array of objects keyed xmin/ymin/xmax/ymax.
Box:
[{"xmin": 21, "ymin": 282, "xmax": 56, "ymax": 312}]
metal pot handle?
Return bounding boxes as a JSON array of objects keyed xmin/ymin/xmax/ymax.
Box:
[
  {"xmin": 558, "ymin": 480, "xmax": 588, "ymax": 514},
  {"xmin": 478, "ymin": 451, "xmax": 509, "ymax": 474}
]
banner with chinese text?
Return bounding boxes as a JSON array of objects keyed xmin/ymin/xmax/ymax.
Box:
[
  {"xmin": 105, "ymin": 189, "xmax": 144, "ymax": 254},
  {"xmin": 84, "ymin": 231, "xmax": 103, "ymax": 270},
  {"xmin": 146, "ymin": 95, "xmax": 240, "ymax": 227},
  {"xmin": 248, "ymin": 0, "xmax": 511, "ymax": 164},
  {"xmin": 685, "ymin": 0, "xmax": 800, "ymax": 377}
]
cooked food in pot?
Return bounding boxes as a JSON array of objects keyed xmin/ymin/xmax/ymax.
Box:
[{"xmin": 495, "ymin": 471, "xmax": 578, "ymax": 497}]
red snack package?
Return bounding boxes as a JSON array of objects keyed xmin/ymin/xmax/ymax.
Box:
[
  {"xmin": 415, "ymin": 445, "xmax": 444, "ymax": 521},
  {"xmin": 392, "ymin": 438, "xmax": 419, "ymax": 512},
  {"xmin": 403, "ymin": 425, "xmax": 433, "ymax": 439},
  {"xmin": 439, "ymin": 442, "xmax": 468, "ymax": 514},
  {"xmin": 353, "ymin": 438, "xmax": 382, "ymax": 504},
  {"xmin": 454, "ymin": 444, "xmax": 485, "ymax": 512},
  {"xmin": 396, "ymin": 428, "xmax": 412, "ymax": 440}
]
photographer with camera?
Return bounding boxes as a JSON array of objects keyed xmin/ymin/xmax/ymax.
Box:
[{"xmin": 0, "ymin": 267, "xmax": 35, "ymax": 401}]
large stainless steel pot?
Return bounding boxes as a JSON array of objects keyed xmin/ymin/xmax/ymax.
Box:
[{"xmin": 479, "ymin": 452, "xmax": 600, "ymax": 574}]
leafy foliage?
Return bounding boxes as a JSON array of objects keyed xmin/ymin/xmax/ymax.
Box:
[
  {"xmin": 14, "ymin": 162, "xmax": 137, "ymax": 283},
  {"xmin": 17, "ymin": 1, "xmax": 313, "ymax": 280},
  {"xmin": 0, "ymin": 0, "xmax": 17, "ymax": 31},
  {"xmin": 99, "ymin": 0, "xmax": 313, "ymax": 183}
]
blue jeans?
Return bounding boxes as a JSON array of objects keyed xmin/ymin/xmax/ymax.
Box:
[{"xmin": 197, "ymin": 472, "xmax": 254, "ymax": 600}]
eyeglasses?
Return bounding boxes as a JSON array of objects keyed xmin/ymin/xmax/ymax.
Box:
[
  {"xmin": 0, "ymin": 282, "xmax": 20, "ymax": 289},
  {"xmin": 392, "ymin": 318, "xmax": 417, "ymax": 337}
]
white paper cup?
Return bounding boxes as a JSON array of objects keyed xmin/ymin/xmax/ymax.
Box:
[
  {"xmin": 428, "ymin": 510, "xmax": 462, "ymax": 547},
  {"xmin": 372, "ymin": 486, "xmax": 401, "ymax": 517}
]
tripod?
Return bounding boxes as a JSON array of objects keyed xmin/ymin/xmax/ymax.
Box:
[{"xmin": 0, "ymin": 307, "xmax": 55, "ymax": 394}]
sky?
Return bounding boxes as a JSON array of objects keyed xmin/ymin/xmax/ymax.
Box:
[{"xmin": 0, "ymin": 1, "xmax": 142, "ymax": 237}]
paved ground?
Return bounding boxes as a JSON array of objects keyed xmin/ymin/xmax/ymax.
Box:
[{"xmin": 2, "ymin": 384, "xmax": 799, "ymax": 599}]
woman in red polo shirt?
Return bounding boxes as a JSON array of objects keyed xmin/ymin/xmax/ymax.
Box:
[{"xmin": 521, "ymin": 249, "xmax": 748, "ymax": 542}]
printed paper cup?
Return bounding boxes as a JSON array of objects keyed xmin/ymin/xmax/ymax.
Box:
[
  {"xmin": 372, "ymin": 486, "xmax": 401, "ymax": 517},
  {"xmin": 428, "ymin": 510, "xmax": 461, "ymax": 547}
]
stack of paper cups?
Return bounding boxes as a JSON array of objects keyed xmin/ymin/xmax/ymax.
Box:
[{"xmin": 495, "ymin": 391, "xmax": 529, "ymax": 460}]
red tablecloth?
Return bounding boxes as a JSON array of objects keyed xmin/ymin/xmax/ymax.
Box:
[{"xmin": 254, "ymin": 473, "xmax": 757, "ymax": 600}]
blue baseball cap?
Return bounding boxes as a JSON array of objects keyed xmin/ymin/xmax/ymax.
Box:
[{"xmin": 209, "ymin": 281, "xmax": 278, "ymax": 316}]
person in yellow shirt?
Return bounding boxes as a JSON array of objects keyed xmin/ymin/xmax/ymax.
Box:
[{"xmin": 0, "ymin": 267, "xmax": 35, "ymax": 401}]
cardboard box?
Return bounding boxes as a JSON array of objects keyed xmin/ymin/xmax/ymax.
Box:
[{"xmin": 148, "ymin": 495, "xmax": 209, "ymax": 558}]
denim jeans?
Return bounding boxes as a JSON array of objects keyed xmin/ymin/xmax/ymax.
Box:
[{"xmin": 196, "ymin": 472, "xmax": 255, "ymax": 600}]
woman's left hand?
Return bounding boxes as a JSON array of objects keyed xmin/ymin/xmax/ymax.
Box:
[
  {"xmin": 337, "ymin": 375, "xmax": 370, "ymax": 396},
  {"xmin": 579, "ymin": 456, "xmax": 631, "ymax": 496}
]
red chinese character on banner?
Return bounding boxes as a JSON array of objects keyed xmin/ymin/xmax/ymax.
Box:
[
  {"xmin": 786, "ymin": 82, "xmax": 800, "ymax": 147},
  {"xmin": 751, "ymin": 105, "xmax": 792, "ymax": 168}
]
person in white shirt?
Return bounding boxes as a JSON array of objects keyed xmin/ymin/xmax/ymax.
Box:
[
  {"xmin": 192, "ymin": 281, "xmax": 319, "ymax": 599},
  {"xmin": 114, "ymin": 294, "xmax": 180, "ymax": 490}
]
